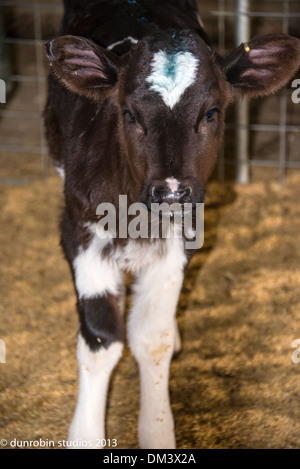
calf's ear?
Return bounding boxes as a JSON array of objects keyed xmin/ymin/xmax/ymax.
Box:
[
  {"xmin": 46, "ymin": 35, "xmax": 120, "ymax": 101},
  {"xmin": 223, "ymin": 34, "xmax": 300, "ymax": 101}
]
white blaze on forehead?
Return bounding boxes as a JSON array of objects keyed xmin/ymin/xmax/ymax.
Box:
[{"xmin": 146, "ymin": 50, "xmax": 199, "ymax": 109}]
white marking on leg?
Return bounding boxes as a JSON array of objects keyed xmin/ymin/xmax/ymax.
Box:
[
  {"xmin": 127, "ymin": 237, "xmax": 187, "ymax": 449},
  {"xmin": 68, "ymin": 334, "xmax": 123, "ymax": 448},
  {"xmin": 73, "ymin": 234, "xmax": 122, "ymax": 299},
  {"xmin": 146, "ymin": 50, "xmax": 199, "ymax": 109}
]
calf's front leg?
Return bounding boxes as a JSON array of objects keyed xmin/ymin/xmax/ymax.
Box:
[
  {"xmin": 67, "ymin": 237, "xmax": 124, "ymax": 448},
  {"xmin": 127, "ymin": 238, "xmax": 187, "ymax": 449}
]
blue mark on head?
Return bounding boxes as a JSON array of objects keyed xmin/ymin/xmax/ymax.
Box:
[
  {"xmin": 164, "ymin": 54, "xmax": 177, "ymax": 80},
  {"xmin": 166, "ymin": 30, "xmax": 197, "ymax": 55},
  {"xmin": 127, "ymin": 0, "xmax": 149, "ymax": 22}
]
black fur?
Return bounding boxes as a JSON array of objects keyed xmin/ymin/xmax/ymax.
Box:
[{"xmin": 78, "ymin": 295, "xmax": 124, "ymax": 350}]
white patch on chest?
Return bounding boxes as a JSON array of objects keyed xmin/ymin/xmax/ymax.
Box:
[{"xmin": 146, "ymin": 50, "xmax": 199, "ymax": 109}]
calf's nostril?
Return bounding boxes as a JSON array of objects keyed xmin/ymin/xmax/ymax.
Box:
[
  {"xmin": 150, "ymin": 184, "xmax": 193, "ymax": 205},
  {"xmin": 178, "ymin": 186, "xmax": 192, "ymax": 202},
  {"xmin": 151, "ymin": 185, "xmax": 165, "ymax": 203}
]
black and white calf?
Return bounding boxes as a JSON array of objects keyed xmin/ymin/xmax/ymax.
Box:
[{"xmin": 45, "ymin": 0, "xmax": 300, "ymax": 449}]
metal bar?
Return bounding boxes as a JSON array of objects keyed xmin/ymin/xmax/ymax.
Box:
[
  {"xmin": 0, "ymin": 178, "xmax": 36, "ymax": 185},
  {"xmin": 0, "ymin": 2, "xmax": 62, "ymax": 9},
  {"xmin": 209, "ymin": 10, "xmax": 300, "ymax": 18},
  {"xmin": 3, "ymin": 38, "xmax": 48, "ymax": 45},
  {"xmin": 250, "ymin": 160, "xmax": 300, "ymax": 169},
  {"xmin": 222, "ymin": 159, "xmax": 300, "ymax": 169},
  {"xmin": 235, "ymin": 0, "xmax": 250, "ymax": 184},
  {"xmin": 0, "ymin": 110, "xmax": 42, "ymax": 117},
  {"xmin": 33, "ymin": 0, "xmax": 48, "ymax": 179},
  {"xmin": 218, "ymin": 0, "xmax": 226, "ymax": 53},
  {"xmin": 216, "ymin": 0, "xmax": 226, "ymax": 182},
  {"xmin": 10, "ymin": 74, "xmax": 46, "ymax": 82},
  {"xmin": 278, "ymin": 0, "xmax": 289, "ymax": 185},
  {"xmin": 282, "ymin": 0, "xmax": 289, "ymax": 34},
  {"xmin": 226, "ymin": 124, "xmax": 300, "ymax": 133},
  {"xmin": 0, "ymin": 144, "xmax": 44, "ymax": 153}
]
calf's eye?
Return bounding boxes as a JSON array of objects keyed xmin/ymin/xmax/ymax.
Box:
[
  {"xmin": 123, "ymin": 109, "xmax": 136, "ymax": 124},
  {"xmin": 206, "ymin": 108, "xmax": 218, "ymax": 121}
]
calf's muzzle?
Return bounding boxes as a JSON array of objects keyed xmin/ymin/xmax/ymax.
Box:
[{"xmin": 141, "ymin": 177, "xmax": 205, "ymax": 211}]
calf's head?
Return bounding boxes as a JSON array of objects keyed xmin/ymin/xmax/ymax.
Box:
[{"xmin": 47, "ymin": 31, "xmax": 300, "ymax": 208}]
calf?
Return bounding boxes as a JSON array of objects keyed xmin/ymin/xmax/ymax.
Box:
[{"xmin": 45, "ymin": 0, "xmax": 300, "ymax": 449}]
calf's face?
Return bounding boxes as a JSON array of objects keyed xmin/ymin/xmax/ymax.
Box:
[
  {"xmin": 119, "ymin": 33, "xmax": 226, "ymax": 208},
  {"xmin": 47, "ymin": 31, "xmax": 300, "ymax": 208}
]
